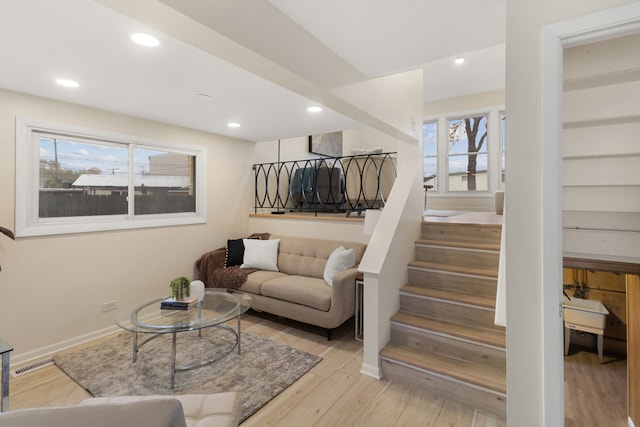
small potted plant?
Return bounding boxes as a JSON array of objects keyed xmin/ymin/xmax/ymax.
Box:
[{"xmin": 170, "ymin": 276, "xmax": 190, "ymax": 300}]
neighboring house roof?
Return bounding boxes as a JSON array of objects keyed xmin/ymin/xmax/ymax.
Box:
[{"xmin": 72, "ymin": 174, "xmax": 190, "ymax": 188}]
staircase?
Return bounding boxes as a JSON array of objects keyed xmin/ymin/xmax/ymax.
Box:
[{"xmin": 379, "ymin": 220, "xmax": 506, "ymax": 417}]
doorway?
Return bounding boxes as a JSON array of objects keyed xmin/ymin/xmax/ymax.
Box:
[
  {"xmin": 542, "ymin": 10, "xmax": 640, "ymax": 426},
  {"xmin": 561, "ymin": 32, "xmax": 640, "ymax": 425}
]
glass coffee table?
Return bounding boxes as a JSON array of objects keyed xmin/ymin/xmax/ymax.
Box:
[{"xmin": 116, "ymin": 289, "xmax": 251, "ymax": 388}]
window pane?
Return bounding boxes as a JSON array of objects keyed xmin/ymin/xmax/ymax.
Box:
[
  {"xmin": 423, "ymin": 121, "xmax": 437, "ymax": 158},
  {"xmin": 39, "ymin": 136, "xmax": 128, "ymax": 217},
  {"xmin": 423, "ymin": 121, "xmax": 438, "ymax": 190},
  {"xmin": 134, "ymin": 149, "xmax": 196, "ymax": 215},
  {"xmin": 423, "ymin": 157, "xmax": 437, "ymax": 178},
  {"xmin": 448, "ymin": 153, "xmax": 488, "ymax": 192},
  {"xmin": 448, "ymin": 115, "xmax": 488, "ymax": 191}
]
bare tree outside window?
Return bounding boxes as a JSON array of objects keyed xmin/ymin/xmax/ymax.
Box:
[{"xmin": 448, "ymin": 115, "xmax": 488, "ymax": 191}]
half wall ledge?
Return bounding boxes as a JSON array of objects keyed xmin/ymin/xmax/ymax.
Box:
[{"xmin": 249, "ymin": 212, "xmax": 365, "ymax": 223}]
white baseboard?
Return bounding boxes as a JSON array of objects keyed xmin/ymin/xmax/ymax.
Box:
[
  {"xmin": 11, "ymin": 325, "xmax": 120, "ymax": 367},
  {"xmin": 629, "ymin": 416, "xmax": 636, "ymax": 427},
  {"xmin": 360, "ymin": 362, "xmax": 382, "ymax": 379}
]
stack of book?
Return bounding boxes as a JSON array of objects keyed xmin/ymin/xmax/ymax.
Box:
[{"xmin": 160, "ymin": 297, "xmax": 198, "ymax": 310}]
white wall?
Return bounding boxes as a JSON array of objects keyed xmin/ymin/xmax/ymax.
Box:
[
  {"xmin": 253, "ymin": 127, "xmax": 398, "ymax": 167},
  {"xmin": 505, "ymin": 1, "xmax": 637, "ymax": 425},
  {"xmin": 423, "ymin": 89, "xmax": 505, "ymax": 117},
  {"xmin": 248, "ymin": 216, "xmax": 368, "ymax": 244},
  {"xmin": 0, "ymin": 89, "xmax": 255, "ymax": 364},
  {"xmin": 253, "ymin": 136, "xmax": 318, "ymax": 164},
  {"xmin": 343, "ymin": 128, "xmax": 397, "ymax": 155}
]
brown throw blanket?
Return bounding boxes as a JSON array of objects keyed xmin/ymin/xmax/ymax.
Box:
[{"xmin": 195, "ymin": 233, "xmax": 270, "ymax": 289}]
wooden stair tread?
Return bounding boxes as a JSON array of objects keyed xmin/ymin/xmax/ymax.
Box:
[
  {"xmin": 380, "ymin": 342, "xmax": 506, "ymax": 394},
  {"xmin": 401, "ymin": 285, "xmax": 497, "ymax": 309},
  {"xmin": 391, "ymin": 311, "xmax": 505, "ymax": 348},
  {"xmin": 417, "ymin": 239, "xmax": 500, "ymax": 252},
  {"xmin": 408, "ymin": 260, "xmax": 498, "ymax": 278}
]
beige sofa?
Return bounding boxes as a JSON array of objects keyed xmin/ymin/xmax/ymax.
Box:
[
  {"xmin": 197, "ymin": 235, "xmax": 366, "ymax": 339},
  {"xmin": 0, "ymin": 393, "xmax": 240, "ymax": 427},
  {"xmin": 240, "ymin": 235, "xmax": 366, "ymax": 338}
]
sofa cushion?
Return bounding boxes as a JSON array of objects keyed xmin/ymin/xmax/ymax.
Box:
[
  {"xmin": 241, "ymin": 238, "xmax": 280, "ymax": 271},
  {"xmin": 0, "ymin": 398, "xmax": 186, "ymax": 427},
  {"xmin": 261, "ymin": 276, "xmax": 332, "ymax": 311},
  {"xmin": 239, "ymin": 270, "xmax": 287, "ymax": 294}
]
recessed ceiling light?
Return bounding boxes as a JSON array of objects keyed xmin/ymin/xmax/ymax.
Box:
[
  {"xmin": 55, "ymin": 78, "xmax": 79, "ymax": 88},
  {"xmin": 454, "ymin": 57, "xmax": 465, "ymax": 65},
  {"xmin": 307, "ymin": 106, "xmax": 323, "ymax": 113},
  {"xmin": 131, "ymin": 33, "xmax": 159, "ymax": 47},
  {"xmin": 227, "ymin": 122, "xmax": 240, "ymax": 128}
]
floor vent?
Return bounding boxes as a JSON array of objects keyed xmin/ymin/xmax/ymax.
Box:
[{"xmin": 11, "ymin": 358, "xmax": 54, "ymax": 377}]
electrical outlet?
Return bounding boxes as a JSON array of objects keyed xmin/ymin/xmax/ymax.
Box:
[{"xmin": 102, "ymin": 300, "xmax": 118, "ymax": 313}]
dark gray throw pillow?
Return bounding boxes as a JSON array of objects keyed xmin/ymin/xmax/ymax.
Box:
[{"xmin": 225, "ymin": 239, "xmax": 245, "ymax": 267}]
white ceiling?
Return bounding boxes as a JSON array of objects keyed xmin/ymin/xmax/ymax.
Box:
[{"xmin": 0, "ymin": 0, "xmax": 505, "ymax": 142}]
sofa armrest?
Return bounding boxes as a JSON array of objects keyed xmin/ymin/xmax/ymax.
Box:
[
  {"xmin": 327, "ymin": 266, "xmax": 358, "ymax": 318},
  {"xmin": 331, "ymin": 266, "xmax": 359, "ymax": 290}
]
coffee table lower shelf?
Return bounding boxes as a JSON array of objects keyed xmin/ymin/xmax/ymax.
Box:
[{"xmin": 131, "ymin": 319, "xmax": 243, "ymax": 389}]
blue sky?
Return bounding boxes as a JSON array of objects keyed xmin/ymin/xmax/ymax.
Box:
[
  {"xmin": 423, "ymin": 119, "xmax": 488, "ymax": 174},
  {"xmin": 39, "ymin": 137, "xmax": 165, "ymax": 175}
]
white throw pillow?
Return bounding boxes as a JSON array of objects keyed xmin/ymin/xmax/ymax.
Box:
[
  {"xmin": 323, "ymin": 246, "xmax": 356, "ymax": 286},
  {"xmin": 241, "ymin": 239, "xmax": 279, "ymax": 271}
]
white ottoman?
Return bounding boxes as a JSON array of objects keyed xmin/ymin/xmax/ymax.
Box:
[{"xmin": 80, "ymin": 393, "xmax": 240, "ymax": 427}]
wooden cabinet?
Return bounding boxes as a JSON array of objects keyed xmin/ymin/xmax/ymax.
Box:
[{"xmin": 627, "ymin": 274, "xmax": 640, "ymax": 426}]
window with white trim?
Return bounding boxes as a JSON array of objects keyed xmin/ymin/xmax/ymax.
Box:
[
  {"xmin": 16, "ymin": 118, "xmax": 206, "ymax": 237},
  {"xmin": 423, "ymin": 107, "xmax": 505, "ymax": 195}
]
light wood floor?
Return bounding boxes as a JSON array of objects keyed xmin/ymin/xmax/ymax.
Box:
[
  {"xmin": 9, "ymin": 311, "xmax": 505, "ymax": 427},
  {"xmin": 7, "ymin": 312, "xmax": 626, "ymax": 426},
  {"xmin": 564, "ymin": 345, "xmax": 627, "ymax": 427}
]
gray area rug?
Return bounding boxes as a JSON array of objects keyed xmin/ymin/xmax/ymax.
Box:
[{"xmin": 53, "ymin": 329, "xmax": 322, "ymax": 422}]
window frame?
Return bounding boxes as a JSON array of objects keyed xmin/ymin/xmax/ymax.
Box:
[
  {"xmin": 424, "ymin": 105, "xmax": 505, "ymax": 197},
  {"xmin": 15, "ymin": 117, "xmax": 207, "ymax": 237}
]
